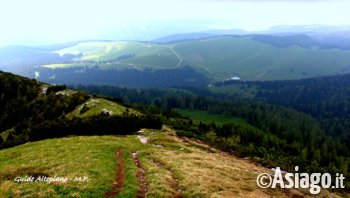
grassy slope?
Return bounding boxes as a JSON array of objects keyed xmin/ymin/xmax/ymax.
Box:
[
  {"xmin": 0, "ymin": 135, "xmax": 142, "ymax": 197},
  {"xmin": 174, "ymin": 37, "xmax": 350, "ymax": 80},
  {"xmin": 42, "ymin": 37, "xmax": 350, "ymax": 81},
  {"xmin": 0, "ymin": 127, "xmax": 344, "ymax": 197},
  {"xmin": 65, "ymin": 97, "xmax": 139, "ymax": 119},
  {"xmin": 54, "ymin": 42, "xmax": 179, "ymax": 69}
]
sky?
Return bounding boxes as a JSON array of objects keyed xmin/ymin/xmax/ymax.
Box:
[{"xmin": 0, "ymin": 0, "xmax": 350, "ymax": 46}]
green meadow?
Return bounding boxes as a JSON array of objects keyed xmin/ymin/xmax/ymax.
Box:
[
  {"xmin": 175, "ymin": 108, "xmax": 248, "ymax": 126},
  {"xmin": 42, "ymin": 36, "xmax": 350, "ymax": 81}
]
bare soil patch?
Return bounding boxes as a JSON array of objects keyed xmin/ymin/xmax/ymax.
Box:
[
  {"xmin": 132, "ymin": 151, "xmax": 148, "ymax": 198},
  {"xmin": 105, "ymin": 150, "xmax": 125, "ymax": 197}
]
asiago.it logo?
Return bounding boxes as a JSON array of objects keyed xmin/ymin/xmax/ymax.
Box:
[{"xmin": 256, "ymin": 166, "xmax": 345, "ymax": 194}]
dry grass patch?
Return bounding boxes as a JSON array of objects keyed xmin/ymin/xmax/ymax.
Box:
[{"xmin": 142, "ymin": 129, "xmax": 346, "ymax": 198}]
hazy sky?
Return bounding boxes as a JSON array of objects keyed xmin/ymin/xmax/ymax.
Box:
[{"xmin": 0, "ymin": 0, "xmax": 350, "ymax": 46}]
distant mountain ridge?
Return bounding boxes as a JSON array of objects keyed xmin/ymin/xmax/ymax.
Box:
[
  {"xmin": 2, "ymin": 26, "xmax": 350, "ymax": 88},
  {"xmin": 153, "ymin": 32, "xmax": 217, "ymax": 43}
]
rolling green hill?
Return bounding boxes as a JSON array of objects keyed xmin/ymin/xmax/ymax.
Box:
[
  {"xmin": 2, "ymin": 35, "xmax": 350, "ymax": 87},
  {"xmin": 172, "ymin": 36, "xmax": 350, "ymax": 80},
  {"xmin": 33, "ymin": 36, "xmax": 350, "ymax": 83},
  {"xmin": 52, "ymin": 41, "xmax": 180, "ymax": 69}
]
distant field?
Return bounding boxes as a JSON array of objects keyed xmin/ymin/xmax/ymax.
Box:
[
  {"xmin": 175, "ymin": 108, "xmax": 247, "ymax": 126},
  {"xmin": 38, "ymin": 36, "xmax": 350, "ymax": 82},
  {"xmin": 54, "ymin": 41, "xmax": 181, "ymax": 69},
  {"xmin": 3, "ymin": 36, "xmax": 350, "ymax": 83},
  {"xmin": 1, "ymin": 35, "xmax": 345, "ymax": 84},
  {"xmin": 173, "ymin": 37, "xmax": 350, "ymax": 80}
]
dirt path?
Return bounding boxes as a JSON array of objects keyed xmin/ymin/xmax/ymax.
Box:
[
  {"xmin": 169, "ymin": 45, "xmax": 183, "ymax": 67},
  {"xmin": 256, "ymin": 70, "xmax": 268, "ymax": 78},
  {"xmin": 105, "ymin": 150, "xmax": 125, "ymax": 197},
  {"xmin": 132, "ymin": 151, "xmax": 148, "ymax": 198},
  {"xmin": 150, "ymin": 158, "xmax": 183, "ymax": 198}
]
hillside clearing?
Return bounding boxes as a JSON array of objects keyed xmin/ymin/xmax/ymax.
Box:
[
  {"xmin": 175, "ymin": 109, "xmax": 248, "ymax": 126},
  {"xmin": 66, "ymin": 97, "xmax": 140, "ymax": 119}
]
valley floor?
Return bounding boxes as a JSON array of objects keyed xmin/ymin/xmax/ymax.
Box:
[{"xmin": 0, "ymin": 126, "xmax": 345, "ymax": 197}]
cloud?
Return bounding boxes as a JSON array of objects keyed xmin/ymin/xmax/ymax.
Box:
[{"xmin": 0, "ymin": 0, "xmax": 349, "ymax": 46}]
